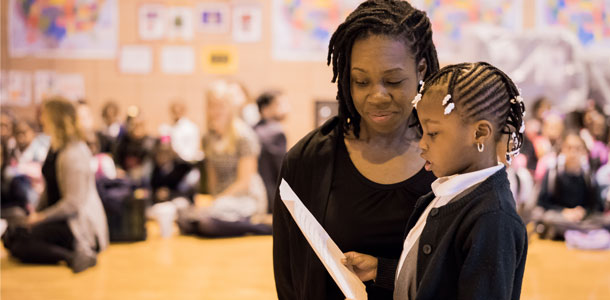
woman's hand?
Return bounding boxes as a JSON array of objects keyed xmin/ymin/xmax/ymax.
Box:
[{"xmin": 342, "ymin": 251, "xmax": 378, "ymax": 282}]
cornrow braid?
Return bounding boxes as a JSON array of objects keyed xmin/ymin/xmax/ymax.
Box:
[
  {"xmin": 327, "ymin": 0, "xmax": 439, "ymax": 138},
  {"xmin": 421, "ymin": 62, "xmax": 526, "ymax": 161}
]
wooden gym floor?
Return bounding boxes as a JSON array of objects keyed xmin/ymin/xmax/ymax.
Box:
[{"xmin": 2, "ymin": 222, "xmax": 610, "ymax": 300}]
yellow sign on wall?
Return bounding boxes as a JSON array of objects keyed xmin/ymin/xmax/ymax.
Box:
[{"xmin": 201, "ymin": 45, "xmax": 238, "ymax": 74}]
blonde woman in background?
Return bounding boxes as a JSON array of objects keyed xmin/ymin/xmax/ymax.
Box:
[
  {"xmin": 2, "ymin": 98, "xmax": 109, "ymax": 273},
  {"xmin": 177, "ymin": 80, "xmax": 271, "ymax": 237}
]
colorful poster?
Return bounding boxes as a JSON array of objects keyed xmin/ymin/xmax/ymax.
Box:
[
  {"xmin": 201, "ymin": 45, "xmax": 239, "ymax": 74},
  {"xmin": 412, "ymin": 0, "xmax": 524, "ymax": 61},
  {"xmin": 272, "ymin": 0, "xmax": 362, "ymax": 61},
  {"xmin": 1, "ymin": 71, "xmax": 32, "ymax": 106},
  {"xmin": 232, "ymin": 5, "xmax": 262, "ymax": 43},
  {"xmin": 139, "ymin": 4, "xmax": 166, "ymax": 40},
  {"xmin": 167, "ymin": 7, "xmax": 194, "ymax": 41},
  {"xmin": 119, "ymin": 45, "xmax": 153, "ymax": 74},
  {"xmin": 536, "ymin": 0, "xmax": 610, "ymax": 47},
  {"xmin": 197, "ymin": 3, "xmax": 230, "ymax": 34},
  {"xmin": 8, "ymin": 0, "xmax": 118, "ymax": 59},
  {"xmin": 160, "ymin": 46, "xmax": 195, "ymax": 74}
]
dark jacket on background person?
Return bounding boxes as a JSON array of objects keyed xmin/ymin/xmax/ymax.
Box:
[
  {"xmin": 253, "ymin": 119, "xmax": 286, "ymax": 212},
  {"xmin": 151, "ymin": 159, "xmax": 194, "ymax": 203},
  {"xmin": 538, "ymin": 169, "xmax": 603, "ymax": 214}
]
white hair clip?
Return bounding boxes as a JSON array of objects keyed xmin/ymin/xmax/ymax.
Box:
[
  {"xmin": 411, "ymin": 93, "xmax": 422, "ymax": 109},
  {"xmin": 519, "ymin": 120, "xmax": 525, "ymax": 133},
  {"xmin": 412, "ymin": 80, "xmax": 425, "ymax": 109},
  {"xmin": 442, "ymin": 94, "xmax": 454, "ymax": 115},
  {"xmin": 516, "ymin": 95, "xmax": 523, "ymax": 103}
]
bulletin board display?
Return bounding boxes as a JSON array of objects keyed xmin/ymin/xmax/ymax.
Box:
[
  {"xmin": 536, "ymin": 0, "xmax": 610, "ymax": 48},
  {"xmin": 412, "ymin": 0, "xmax": 524, "ymax": 61},
  {"xmin": 8, "ymin": 0, "xmax": 118, "ymax": 58}
]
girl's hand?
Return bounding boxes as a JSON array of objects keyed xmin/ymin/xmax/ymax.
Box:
[{"xmin": 342, "ymin": 251, "xmax": 378, "ymax": 282}]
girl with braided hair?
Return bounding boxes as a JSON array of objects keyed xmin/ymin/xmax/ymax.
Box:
[
  {"xmin": 348, "ymin": 62, "xmax": 529, "ymax": 299},
  {"xmin": 273, "ymin": 0, "xmax": 439, "ymax": 299}
]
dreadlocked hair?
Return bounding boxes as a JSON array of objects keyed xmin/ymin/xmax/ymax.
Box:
[
  {"xmin": 421, "ymin": 62, "xmax": 526, "ymax": 157},
  {"xmin": 327, "ymin": 0, "xmax": 439, "ymax": 138}
]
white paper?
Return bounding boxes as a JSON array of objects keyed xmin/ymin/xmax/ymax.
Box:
[
  {"xmin": 167, "ymin": 7, "xmax": 194, "ymax": 41},
  {"xmin": 232, "ymin": 5, "xmax": 262, "ymax": 43},
  {"xmin": 32, "ymin": 71, "xmax": 85, "ymax": 102},
  {"xmin": 197, "ymin": 2, "xmax": 230, "ymax": 34},
  {"xmin": 139, "ymin": 4, "xmax": 165, "ymax": 40},
  {"xmin": 34, "ymin": 70, "xmax": 57, "ymax": 103},
  {"xmin": 160, "ymin": 46, "xmax": 195, "ymax": 74},
  {"xmin": 119, "ymin": 45, "xmax": 153, "ymax": 74},
  {"xmin": 279, "ymin": 179, "xmax": 367, "ymax": 300},
  {"xmin": 1, "ymin": 71, "xmax": 32, "ymax": 106},
  {"xmin": 54, "ymin": 73, "xmax": 85, "ymax": 102}
]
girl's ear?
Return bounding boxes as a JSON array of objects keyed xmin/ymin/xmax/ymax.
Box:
[
  {"xmin": 473, "ymin": 120, "xmax": 494, "ymax": 146},
  {"xmin": 417, "ymin": 58, "xmax": 427, "ymax": 81}
]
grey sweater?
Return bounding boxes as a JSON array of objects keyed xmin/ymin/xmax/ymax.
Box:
[{"xmin": 37, "ymin": 141, "xmax": 109, "ymax": 255}]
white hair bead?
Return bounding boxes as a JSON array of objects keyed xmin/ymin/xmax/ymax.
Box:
[
  {"xmin": 444, "ymin": 102, "xmax": 455, "ymax": 115},
  {"xmin": 442, "ymin": 94, "xmax": 452, "ymax": 106}
]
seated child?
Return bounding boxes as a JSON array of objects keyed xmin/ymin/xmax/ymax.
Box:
[
  {"xmin": 150, "ymin": 138, "xmax": 197, "ymax": 204},
  {"xmin": 536, "ymin": 133, "xmax": 605, "ymax": 239},
  {"xmin": 345, "ymin": 62, "xmax": 528, "ymax": 299}
]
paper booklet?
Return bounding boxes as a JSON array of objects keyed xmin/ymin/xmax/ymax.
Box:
[{"xmin": 279, "ymin": 179, "xmax": 368, "ymax": 300}]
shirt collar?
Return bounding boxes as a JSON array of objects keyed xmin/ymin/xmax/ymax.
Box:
[{"xmin": 431, "ymin": 164, "xmax": 504, "ymax": 198}]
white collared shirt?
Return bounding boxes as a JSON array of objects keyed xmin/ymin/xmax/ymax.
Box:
[
  {"xmin": 171, "ymin": 117, "xmax": 203, "ymax": 162},
  {"xmin": 395, "ymin": 164, "xmax": 504, "ymax": 280}
]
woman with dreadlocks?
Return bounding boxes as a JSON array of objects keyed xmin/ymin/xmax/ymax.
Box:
[
  {"xmin": 371, "ymin": 62, "xmax": 527, "ymax": 299},
  {"xmin": 272, "ymin": 0, "xmax": 439, "ymax": 299}
]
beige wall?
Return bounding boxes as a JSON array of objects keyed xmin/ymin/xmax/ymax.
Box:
[{"xmin": 0, "ymin": 0, "xmax": 537, "ymax": 147}]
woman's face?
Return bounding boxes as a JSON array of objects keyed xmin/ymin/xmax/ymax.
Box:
[
  {"xmin": 350, "ymin": 34, "xmax": 424, "ymax": 135},
  {"xmin": 40, "ymin": 110, "xmax": 55, "ymax": 137},
  {"xmin": 207, "ymin": 95, "xmax": 232, "ymax": 134}
]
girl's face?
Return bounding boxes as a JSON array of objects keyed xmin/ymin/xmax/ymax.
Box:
[
  {"xmin": 417, "ymin": 86, "xmax": 481, "ymax": 177},
  {"xmin": 561, "ymin": 134, "xmax": 588, "ymax": 169},
  {"xmin": 542, "ymin": 114, "xmax": 564, "ymax": 142},
  {"xmin": 350, "ymin": 34, "xmax": 425, "ymax": 135}
]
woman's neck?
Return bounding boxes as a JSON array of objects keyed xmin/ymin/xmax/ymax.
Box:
[{"xmin": 356, "ymin": 121, "xmax": 417, "ymax": 148}]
